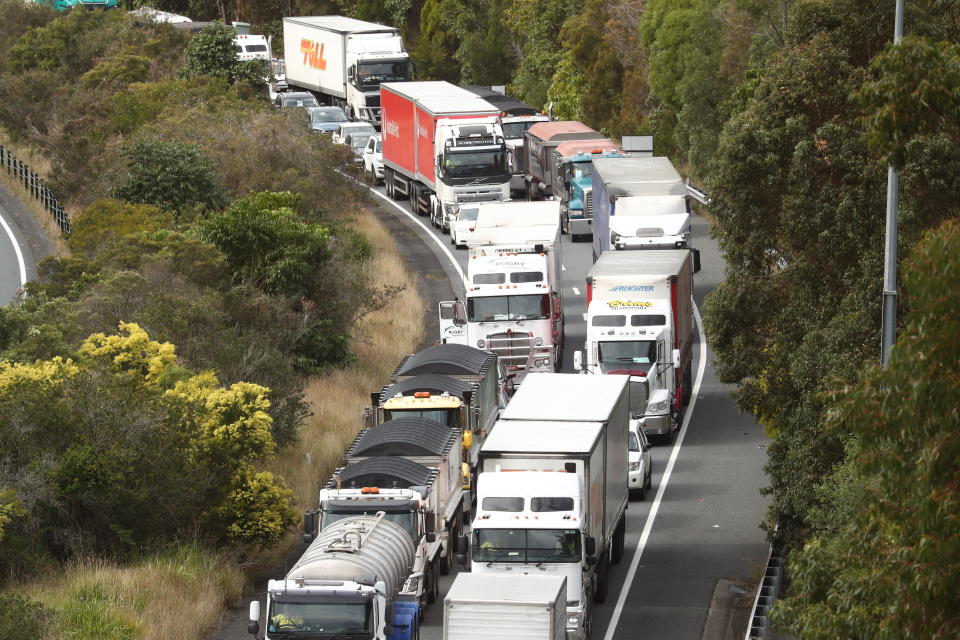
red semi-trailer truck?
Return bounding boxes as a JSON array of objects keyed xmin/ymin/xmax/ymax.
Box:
[{"xmin": 381, "ymin": 81, "xmax": 511, "ymax": 219}]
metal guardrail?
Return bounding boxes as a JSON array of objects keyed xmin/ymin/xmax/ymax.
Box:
[
  {"xmin": 745, "ymin": 542, "xmax": 786, "ymax": 640},
  {"xmin": 686, "ymin": 179, "xmax": 711, "ymax": 205},
  {"xmin": 0, "ymin": 144, "xmax": 71, "ymax": 234}
]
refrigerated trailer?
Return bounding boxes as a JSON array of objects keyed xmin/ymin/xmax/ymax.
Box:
[
  {"xmin": 576, "ymin": 249, "xmax": 697, "ymax": 440},
  {"xmin": 381, "ymin": 81, "xmax": 511, "ymax": 220},
  {"xmin": 282, "ymin": 16, "xmax": 410, "ymax": 125}
]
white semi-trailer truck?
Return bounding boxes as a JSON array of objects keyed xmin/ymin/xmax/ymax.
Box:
[
  {"xmin": 438, "ymin": 201, "xmax": 563, "ymax": 377},
  {"xmin": 443, "ymin": 573, "xmax": 567, "ymax": 640},
  {"xmin": 465, "ymin": 373, "xmax": 631, "ymax": 640},
  {"xmin": 590, "ymin": 156, "xmax": 692, "ymax": 261},
  {"xmin": 575, "ymin": 249, "xmax": 697, "ymax": 441},
  {"xmin": 282, "ymin": 16, "xmax": 410, "ymax": 125},
  {"xmin": 249, "ymin": 513, "xmax": 421, "ymax": 640}
]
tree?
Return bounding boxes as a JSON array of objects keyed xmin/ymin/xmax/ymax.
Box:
[
  {"xmin": 180, "ymin": 22, "xmax": 237, "ymax": 81},
  {"xmin": 703, "ymin": 1, "xmax": 960, "ymax": 548},
  {"xmin": 0, "ymin": 323, "xmax": 298, "ymax": 557},
  {"xmin": 771, "ymin": 218, "xmax": 960, "ymax": 639},
  {"xmin": 506, "ymin": 0, "xmax": 584, "ymax": 107},
  {"xmin": 113, "ymin": 139, "xmax": 228, "ymax": 213}
]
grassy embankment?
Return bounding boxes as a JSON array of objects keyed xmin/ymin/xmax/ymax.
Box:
[
  {"xmin": 0, "ymin": 130, "xmax": 69, "ymax": 256},
  {"xmin": 16, "ymin": 203, "xmax": 424, "ymax": 639}
]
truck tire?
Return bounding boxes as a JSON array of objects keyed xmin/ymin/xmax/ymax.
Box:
[
  {"xmin": 428, "ymin": 558, "xmax": 439, "ymax": 604},
  {"xmin": 611, "ymin": 516, "xmax": 626, "ymax": 564},
  {"xmin": 682, "ymin": 366, "xmax": 693, "ymax": 406},
  {"xmin": 385, "ymin": 169, "xmax": 395, "ymax": 199},
  {"xmin": 593, "ymin": 553, "xmax": 609, "ymax": 603},
  {"xmin": 561, "ymin": 213, "xmax": 570, "ymax": 235}
]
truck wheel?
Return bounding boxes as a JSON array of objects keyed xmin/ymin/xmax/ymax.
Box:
[
  {"xmin": 561, "ymin": 213, "xmax": 569, "ymax": 235},
  {"xmin": 611, "ymin": 516, "xmax": 626, "ymax": 564},
  {"xmin": 682, "ymin": 367, "xmax": 693, "ymax": 406},
  {"xmin": 385, "ymin": 169, "xmax": 394, "ymax": 199},
  {"xmin": 440, "ymin": 548, "xmax": 451, "ymax": 575},
  {"xmin": 430, "ymin": 559, "xmax": 440, "ymax": 603},
  {"xmin": 593, "ymin": 553, "xmax": 609, "ymax": 603}
]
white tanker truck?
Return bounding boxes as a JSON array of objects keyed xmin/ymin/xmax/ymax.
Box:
[{"xmin": 248, "ymin": 513, "xmax": 422, "ymax": 640}]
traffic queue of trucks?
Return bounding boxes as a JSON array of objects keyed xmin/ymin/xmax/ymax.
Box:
[{"xmin": 246, "ymin": 13, "xmax": 712, "ymax": 640}]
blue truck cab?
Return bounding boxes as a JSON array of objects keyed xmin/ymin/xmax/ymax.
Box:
[{"xmin": 555, "ymin": 140, "xmax": 624, "ymax": 241}]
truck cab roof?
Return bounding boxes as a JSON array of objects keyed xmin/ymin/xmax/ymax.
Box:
[
  {"xmin": 381, "ymin": 374, "xmax": 474, "ymax": 401},
  {"xmin": 556, "ymin": 139, "xmax": 621, "ymax": 158}
]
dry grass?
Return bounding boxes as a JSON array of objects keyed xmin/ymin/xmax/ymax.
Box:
[
  {"xmin": 24, "ymin": 545, "xmax": 245, "ymax": 640},
  {"xmin": 0, "ymin": 129, "xmax": 70, "ymax": 256},
  {"xmin": 268, "ymin": 205, "xmax": 425, "ymax": 511}
]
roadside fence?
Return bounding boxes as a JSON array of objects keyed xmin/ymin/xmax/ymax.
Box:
[
  {"xmin": 745, "ymin": 540, "xmax": 787, "ymax": 640},
  {"xmin": 0, "ymin": 143, "xmax": 71, "ymax": 234}
]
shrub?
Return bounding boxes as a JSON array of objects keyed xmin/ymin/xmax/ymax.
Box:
[
  {"xmin": 0, "ymin": 592, "xmax": 54, "ymax": 637},
  {"xmin": 113, "ymin": 139, "xmax": 227, "ymax": 213}
]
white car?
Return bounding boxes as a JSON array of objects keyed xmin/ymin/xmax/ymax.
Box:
[
  {"xmin": 628, "ymin": 422, "xmax": 653, "ymax": 499},
  {"xmin": 363, "ymin": 134, "xmax": 383, "ymax": 183},
  {"xmin": 450, "ymin": 206, "xmax": 479, "ymax": 249},
  {"xmin": 332, "ymin": 122, "xmax": 376, "ymax": 146}
]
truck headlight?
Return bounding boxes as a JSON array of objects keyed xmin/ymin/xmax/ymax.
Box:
[
  {"xmin": 477, "ymin": 339, "xmax": 485, "ymax": 348},
  {"xmin": 647, "ymin": 400, "xmax": 668, "ymax": 413},
  {"xmin": 629, "ymin": 461, "xmax": 641, "ymax": 471},
  {"xmin": 444, "ymin": 202, "xmax": 460, "ymax": 216},
  {"xmin": 534, "ymin": 337, "xmax": 544, "ymax": 346},
  {"xmin": 566, "ymin": 613, "xmax": 580, "ymax": 627}
]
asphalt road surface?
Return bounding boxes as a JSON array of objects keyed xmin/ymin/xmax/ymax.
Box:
[
  {"xmin": 368, "ymin": 183, "xmax": 770, "ymax": 640},
  {"xmin": 0, "ymin": 191, "xmax": 32, "ymax": 306}
]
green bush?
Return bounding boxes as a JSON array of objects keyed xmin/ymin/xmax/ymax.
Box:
[
  {"xmin": 0, "ymin": 592, "xmax": 55, "ymax": 638},
  {"xmin": 113, "ymin": 139, "xmax": 227, "ymax": 213}
]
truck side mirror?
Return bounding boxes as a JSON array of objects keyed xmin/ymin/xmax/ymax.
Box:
[
  {"xmin": 425, "ymin": 511, "xmax": 436, "ymax": 543},
  {"xmin": 585, "ymin": 536, "xmax": 596, "ymax": 556},
  {"xmin": 248, "ymin": 601, "xmax": 260, "ymax": 635},
  {"xmin": 692, "ymin": 248, "xmax": 701, "ymax": 273},
  {"xmin": 573, "ymin": 351, "xmax": 583, "ymax": 372}
]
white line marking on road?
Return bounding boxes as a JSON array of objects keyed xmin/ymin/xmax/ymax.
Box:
[
  {"xmin": 572, "ymin": 286, "xmax": 580, "ymax": 295},
  {"xmin": 603, "ymin": 300, "xmax": 708, "ymax": 640},
  {"xmin": 0, "ymin": 207, "xmax": 27, "ymax": 287}
]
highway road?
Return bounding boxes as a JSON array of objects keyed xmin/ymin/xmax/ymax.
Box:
[
  {"xmin": 367, "ymin": 183, "xmax": 770, "ymax": 640},
  {"xmin": 0, "ymin": 193, "xmax": 31, "ymax": 306}
]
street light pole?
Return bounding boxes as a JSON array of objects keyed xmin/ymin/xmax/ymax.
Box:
[{"xmin": 880, "ymin": 0, "xmax": 905, "ymax": 367}]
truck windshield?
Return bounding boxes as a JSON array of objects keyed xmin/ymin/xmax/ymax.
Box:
[
  {"xmin": 570, "ymin": 160, "xmax": 593, "ymax": 180},
  {"xmin": 443, "ymin": 150, "xmax": 507, "ymax": 178},
  {"xmin": 321, "ymin": 510, "xmax": 415, "ymax": 538},
  {"xmin": 473, "ymin": 528, "xmax": 580, "ymax": 563},
  {"xmin": 468, "ymin": 294, "xmax": 550, "ymax": 322},
  {"xmin": 382, "ymin": 408, "xmax": 460, "ymax": 428},
  {"xmin": 357, "ymin": 61, "xmax": 410, "ymax": 89},
  {"xmin": 267, "ymin": 601, "xmax": 371, "ymax": 636},
  {"xmin": 598, "ymin": 340, "xmax": 656, "ymax": 365},
  {"xmin": 501, "ymin": 121, "xmax": 538, "ymax": 140}
]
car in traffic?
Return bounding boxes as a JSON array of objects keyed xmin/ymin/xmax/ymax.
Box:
[
  {"xmin": 628, "ymin": 421, "xmax": 653, "ymax": 499},
  {"xmin": 362, "ymin": 134, "xmax": 383, "ymax": 183},
  {"xmin": 450, "ymin": 206, "xmax": 480, "ymax": 249},
  {"xmin": 273, "ymin": 91, "xmax": 319, "ymax": 109},
  {"xmin": 345, "ymin": 132, "xmax": 373, "ymax": 164},
  {"xmin": 306, "ymin": 106, "xmax": 349, "ymax": 134},
  {"xmin": 332, "ymin": 121, "xmax": 376, "ymax": 145}
]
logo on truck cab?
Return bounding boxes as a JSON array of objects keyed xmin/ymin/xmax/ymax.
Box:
[
  {"xmin": 610, "ymin": 285, "xmax": 655, "ymax": 292},
  {"xmin": 300, "ymin": 39, "xmax": 327, "ymax": 71},
  {"xmin": 607, "ymin": 300, "xmax": 653, "ymax": 309}
]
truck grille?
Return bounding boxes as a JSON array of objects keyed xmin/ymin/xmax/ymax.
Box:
[
  {"xmin": 457, "ymin": 191, "xmax": 503, "ymax": 203},
  {"xmin": 486, "ymin": 332, "xmax": 531, "ymax": 368},
  {"xmin": 584, "ymin": 189, "xmax": 593, "ymax": 219}
]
